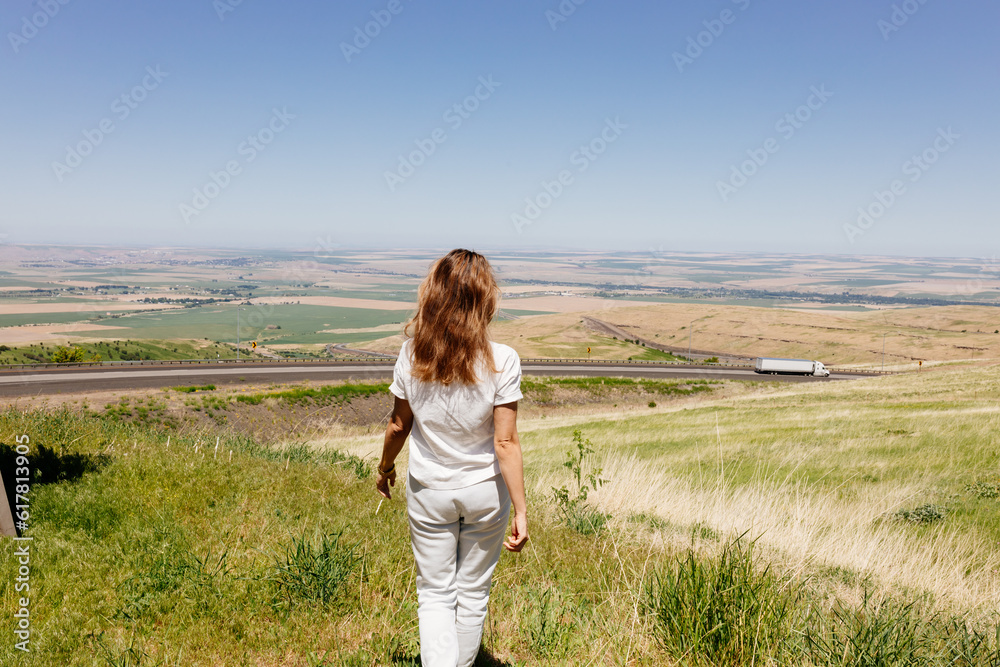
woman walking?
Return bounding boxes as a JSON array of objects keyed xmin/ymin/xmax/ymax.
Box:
[{"xmin": 376, "ymin": 249, "xmax": 529, "ymax": 666}]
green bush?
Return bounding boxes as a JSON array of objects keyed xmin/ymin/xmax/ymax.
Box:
[
  {"xmin": 50, "ymin": 346, "xmax": 86, "ymax": 363},
  {"xmin": 896, "ymin": 504, "xmax": 947, "ymax": 524},
  {"xmin": 173, "ymin": 384, "xmax": 216, "ymax": 393},
  {"xmin": 966, "ymin": 481, "xmax": 1000, "ymax": 499}
]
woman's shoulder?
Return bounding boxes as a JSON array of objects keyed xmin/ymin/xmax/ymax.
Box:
[
  {"xmin": 395, "ymin": 338, "xmax": 412, "ymax": 363},
  {"xmin": 489, "ymin": 341, "xmax": 520, "ymax": 363}
]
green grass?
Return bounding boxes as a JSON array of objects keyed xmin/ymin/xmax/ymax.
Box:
[
  {"xmin": 171, "ymin": 385, "xmax": 217, "ymax": 393},
  {"xmin": 521, "ymin": 376, "xmax": 718, "ymax": 404},
  {"xmin": 644, "ymin": 536, "xmax": 794, "ymax": 664},
  {"xmin": 234, "ymin": 382, "xmax": 391, "ymax": 407},
  {"xmin": 0, "ymin": 408, "xmax": 661, "ymax": 664}
]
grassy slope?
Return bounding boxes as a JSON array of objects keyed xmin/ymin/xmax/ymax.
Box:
[
  {"xmin": 0, "ymin": 410, "xmax": 660, "ymax": 665},
  {"xmin": 3, "ymin": 366, "xmax": 1000, "ymax": 664},
  {"xmin": 512, "ymin": 364, "xmax": 1000, "ymax": 612}
]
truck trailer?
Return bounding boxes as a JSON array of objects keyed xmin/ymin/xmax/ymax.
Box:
[{"xmin": 754, "ymin": 357, "xmax": 830, "ymax": 377}]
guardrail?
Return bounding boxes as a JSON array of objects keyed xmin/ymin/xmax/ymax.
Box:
[
  {"xmin": 0, "ymin": 356, "xmax": 894, "ymax": 375},
  {"xmin": 0, "ymin": 357, "xmax": 391, "ymax": 371}
]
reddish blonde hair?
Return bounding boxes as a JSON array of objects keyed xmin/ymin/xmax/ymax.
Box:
[{"xmin": 404, "ymin": 249, "xmax": 500, "ymax": 385}]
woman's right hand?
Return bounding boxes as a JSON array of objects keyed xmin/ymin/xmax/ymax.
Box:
[
  {"xmin": 504, "ymin": 513, "xmax": 529, "ymax": 552},
  {"xmin": 375, "ymin": 467, "xmax": 396, "ymax": 500}
]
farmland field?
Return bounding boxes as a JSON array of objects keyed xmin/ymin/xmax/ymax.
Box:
[{"xmin": 2, "ymin": 246, "xmax": 999, "ymax": 368}]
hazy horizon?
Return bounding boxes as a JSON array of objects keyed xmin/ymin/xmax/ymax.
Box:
[{"xmin": 3, "ymin": 242, "xmax": 997, "ymax": 265}]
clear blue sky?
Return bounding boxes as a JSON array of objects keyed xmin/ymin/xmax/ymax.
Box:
[{"xmin": 1, "ymin": 0, "xmax": 996, "ymax": 257}]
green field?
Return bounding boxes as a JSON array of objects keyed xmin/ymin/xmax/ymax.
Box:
[{"xmin": 67, "ymin": 305, "xmax": 411, "ymax": 346}]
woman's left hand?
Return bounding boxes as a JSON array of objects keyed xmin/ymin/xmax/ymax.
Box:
[{"xmin": 376, "ymin": 467, "xmax": 397, "ymax": 500}]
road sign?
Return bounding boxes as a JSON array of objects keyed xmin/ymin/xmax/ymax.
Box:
[{"xmin": 251, "ymin": 341, "xmax": 257, "ymax": 349}]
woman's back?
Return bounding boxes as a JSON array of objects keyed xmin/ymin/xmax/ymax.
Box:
[{"xmin": 389, "ymin": 338, "xmax": 522, "ymax": 489}]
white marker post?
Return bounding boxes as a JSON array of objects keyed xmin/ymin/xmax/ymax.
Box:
[{"xmin": 0, "ymin": 475, "xmax": 17, "ymax": 537}]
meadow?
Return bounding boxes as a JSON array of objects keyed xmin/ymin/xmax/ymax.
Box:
[{"xmin": 3, "ymin": 364, "xmax": 1000, "ymax": 665}]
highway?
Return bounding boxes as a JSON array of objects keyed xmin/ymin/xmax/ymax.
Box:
[{"xmin": 0, "ymin": 359, "xmax": 877, "ymax": 397}]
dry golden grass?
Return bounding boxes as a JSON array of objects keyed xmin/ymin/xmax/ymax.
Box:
[
  {"xmin": 307, "ymin": 364, "xmax": 1000, "ymax": 617},
  {"xmin": 514, "ymin": 365, "xmax": 1000, "ymax": 615}
]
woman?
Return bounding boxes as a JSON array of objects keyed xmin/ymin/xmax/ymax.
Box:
[{"xmin": 375, "ymin": 249, "xmax": 529, "ymax": 667}]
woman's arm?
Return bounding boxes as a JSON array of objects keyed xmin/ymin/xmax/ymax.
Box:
[
  {"xmin": 376, "ymin": 396, "xmax": 414, "ymax": 500},
  {"xmin": 494, "ymin": 401, "xmax": 528, "ymax": 552}
]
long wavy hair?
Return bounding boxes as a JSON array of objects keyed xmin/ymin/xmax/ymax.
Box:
[{"xmin": 404, "ymin": 249, "xmax": 500, "ymax": 385}]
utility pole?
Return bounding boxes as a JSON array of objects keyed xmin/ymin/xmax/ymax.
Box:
[
  {"xmin": 882, "ymin": 332, "xmax": 887, "ymax": 371},
  {"xmin": 237, "ymin": 305, "xmax": 244, "ymax": 361}
]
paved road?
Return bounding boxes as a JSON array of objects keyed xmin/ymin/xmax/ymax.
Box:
[{"xmin": 0, "ymin": 360, "xmax": 870, "ymax": 397}]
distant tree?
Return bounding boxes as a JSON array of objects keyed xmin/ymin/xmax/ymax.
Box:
[{"xmin": 50, "ymin": 346, "xmax": 86, "ymax": 363}]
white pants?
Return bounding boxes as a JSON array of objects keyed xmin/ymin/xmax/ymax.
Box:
[{"xmin": 406, "ymin": 473, "xmax": 511, "ymax": 667}]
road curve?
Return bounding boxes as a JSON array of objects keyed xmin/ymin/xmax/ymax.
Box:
[{"xmin": 0, "ymin": 360, "xmax": 871, "ymax": 397}]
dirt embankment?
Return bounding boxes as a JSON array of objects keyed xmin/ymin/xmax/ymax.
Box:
[{"xmin": 2, "ymin": 376, "xmax": 736, "ymax": 442}]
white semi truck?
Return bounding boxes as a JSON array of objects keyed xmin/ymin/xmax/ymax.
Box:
[{"xmin": 754, "ymin": 357, "xmax": 830, "ymax": 377}]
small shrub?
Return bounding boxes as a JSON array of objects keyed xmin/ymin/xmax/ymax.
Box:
[
  {"xmin": 966, "ymin": 481, "xmax": 1000, "ymax": 499},
  {"xmin": 896, "ymin": 504, "xmax": 947, "ymax": 524},
  {"xmin": 173, "ymin": 385, "xmax": 216, "ymax": 393},
  {"xmin": 551, "ymin": 430, "xmax": 609, "ymax": 535},
  {"xmin": 648, "ymin": 401, "xmax": 657, "ymax": 408}
]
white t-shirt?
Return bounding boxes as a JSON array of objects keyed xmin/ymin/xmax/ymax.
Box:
[{"xmin": 389, "ymin": 338, "xmax": 523, "ymax": 490}]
